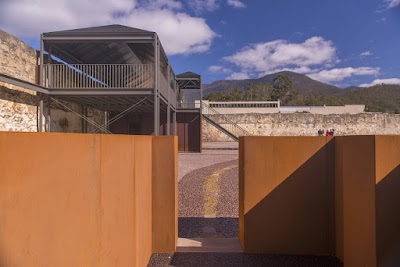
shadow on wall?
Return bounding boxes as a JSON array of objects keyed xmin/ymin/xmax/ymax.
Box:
[
  {"xmin": 376, "ymin": 164, "xmax": 400, "ymax": 266},
  {"xmin": 240, "ymin": 137, "xmax": 335, "ymax": 255},
  {"xmin": 0, "ymin": 85, "xmax": 37, "ymax": 106}
]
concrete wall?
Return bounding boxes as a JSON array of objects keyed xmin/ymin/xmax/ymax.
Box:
[
  {"xmin": 0, "ymin": 132, "xmax": 177, "ymax": 267},
  {"xmin": 240, "ymin": 135, "xmax": 400, "ymax": 266},
  {"xmin": 204, "ymin": 113, "xmax": 400, "ymax": 141}
]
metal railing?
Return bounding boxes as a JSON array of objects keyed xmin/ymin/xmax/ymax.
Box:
[
  {"xmin": 43, "ymin": 64, "xmax": 154, "ymax": 89},
  {"xmin": 202, "ymin": 102, "xmax": 253, "ymax": 139}
]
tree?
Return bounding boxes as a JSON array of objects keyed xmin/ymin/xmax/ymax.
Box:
[{"xmin": 271, "ymin": 75, "xmax": 293, "ymax": 105}]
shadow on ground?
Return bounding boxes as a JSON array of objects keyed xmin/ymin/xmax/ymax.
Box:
[
  {"xmin": 148, "ymin": 252, "xmax": 343, "ymax": 267},
  {"xmin": 179, "ymin": 217, "xmax": 238, "ymax": 238}
]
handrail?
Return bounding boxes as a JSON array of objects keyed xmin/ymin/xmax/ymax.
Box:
[
  {"xmin": 202, "ymin": 102, "xmax": 253, "ymax": 138},
  {"xmin": 43, "ymin": 64, "xmax": 154, "ymax": 89}
]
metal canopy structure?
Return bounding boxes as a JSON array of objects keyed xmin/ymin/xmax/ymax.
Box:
[
  {"xmin": 39, "ymin": 24, "xmax": 177, "ymax": 135},
  {"xmin": 176, "ymin": 72, "xmax": 202, "ymax": 112}
]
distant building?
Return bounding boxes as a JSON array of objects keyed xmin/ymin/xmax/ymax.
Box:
[{"xmin": 202, "ymin": 100, "xmax": 364, "ymax": 115}]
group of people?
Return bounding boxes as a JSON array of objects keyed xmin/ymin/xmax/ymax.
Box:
[{"xmin": 318, "ymin": 129, "xmax": 335, "ymax": 136}]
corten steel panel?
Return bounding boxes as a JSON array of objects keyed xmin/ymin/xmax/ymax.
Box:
[
  {"xmin": 0, "ymin": 132, "xmax": 157, "ymax": 267},
  {"xmin": 375, "ymin": 136, "xmax": 400, "ymax": 266},
  {"xmin": 99, "ymin": 134, "xmax": 137, "ymax": 267},
  {"xmin": 152, "ymin": 136, "xmax": 178, "ymax": 252},
  {"xmin": 0, "ymin": 133, "xmax": 101, "ymax": 267},
  {"xmin": 239, "ymin": 136, "xmax": 335, "ymax": 255},
  {"xmin": 133, "ymin": 136, "xmax": 153, "ymax": 267},
  {"xmin": 334, "ymin": 136, "xmax": 376, "ymax": 267}
]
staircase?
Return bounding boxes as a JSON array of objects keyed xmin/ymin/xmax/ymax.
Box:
[{"xmin": 202, "ymin": 103, "xmax": 252, "ymax": 141}]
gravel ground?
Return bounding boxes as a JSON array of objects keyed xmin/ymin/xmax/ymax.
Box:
[
  {"xmin": 178, "ymin": 142, "xmax": 238, "ymax": 182},
  {"xmin": 179, "ymin": 159, "xmax": 239, "ymax": 238},
  {"xmin": 148, "ymin": 253, "xmax": 343, "ymax": 267}
]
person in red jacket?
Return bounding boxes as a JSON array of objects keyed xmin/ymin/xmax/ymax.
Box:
[{"xmin": 326, "ymin": 130, "xmax": 331, "ymax": 136}]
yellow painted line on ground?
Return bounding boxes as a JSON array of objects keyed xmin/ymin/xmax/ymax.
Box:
[{"xmin": 203, "ymin": 165, "xmax": 237, "ymax": 218}]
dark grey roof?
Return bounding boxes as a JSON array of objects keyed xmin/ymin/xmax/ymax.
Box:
[
  {"xmin": 43, "ymin": 24, "xmax": 154, "ymax": 37},
  {"xmin": 176, "ymin": 72, "xmax": 201, "ymax": 79}
]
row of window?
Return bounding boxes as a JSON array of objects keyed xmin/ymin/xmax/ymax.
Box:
[{"xmin": 209, "ymin": 103, "xmax": 279, "ymax": 108}]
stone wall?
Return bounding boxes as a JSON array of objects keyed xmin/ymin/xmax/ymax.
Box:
[
  {"xmin": 203, "ymin": 113, "xmax": 400, "ymax": 141},
  {"xmin": 0, "ymin": 29, "xmax": 105, "ymax": 133},
  {"xmin": 0, "ymin": 29, "xmax": 37, "ymax": 83}
]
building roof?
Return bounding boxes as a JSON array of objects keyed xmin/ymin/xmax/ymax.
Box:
[
  {"xmin": 43, "ymin": 24, "xmax": 154, "ymax": 37},
  {"xmin": 176, "ymin": 72, "xmax": 201, "ymax": 79}
]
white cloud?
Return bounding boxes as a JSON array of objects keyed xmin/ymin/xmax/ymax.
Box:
[
  {"xmin": 224, "ymin": 37, "xmax": 338, "ymax": 73},
  {"xmin": 141, "ymin": 0, "xmax": 183, "ymax": 10},
  {"xmin": 208, "ymin": 65, "xmax": 232, "ymax": 73},
  {"xmin": 226, "ymin": 72, "xmax": 250, "ymax": 80},
  {"xmin": 308, "ymin": 67, "xmax": 380, "ymax": 83},
  {"xmin": 220, "ymin": 36, "xmax": 381, "ymax": 84},
  {"xmin": 259, "ymin": 66, "xmax": 314, "ymax": 77},
  {"xmin": 359, "ymin": 78, "xmax": 400, "ymax": 87},
  {"xmin": 0, "ymin": 0, "xmax": 216, "ymax": 55},
  {"xmin": 360, "ymin": 51, "xmax": 373, "ymax": 57},
  {"xmin": 227, "ymin": 0, "xmax": 246, "ymax": 8},
  {"xmin": 386, "ymin": 0, "xmax": 400, "ymax": 8},
  {"xmin": 189, "ymin": 0, "xmax": 220, "ymax": 13}
]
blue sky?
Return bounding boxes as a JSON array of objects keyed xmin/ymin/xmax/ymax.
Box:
[{"xmin": 1, "ymin": 0, "xmax": 399, "ymax": 87}]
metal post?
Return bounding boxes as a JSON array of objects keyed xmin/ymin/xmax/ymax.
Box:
[
  {"xmin": 153, "ymin": 34, "xmax": 159, "ymax": 135},
  {"xmin": 82, "ymin": 106, "xmax": 88, "ymax": 133},
  {"xmin": 39, "ymin": 34, "xmax": 44, "ymax": 86},
  {"xmin": 167, "ymin": 105, "xmax": 171, "ymax": 135},
  {"xmin": 173, "ymin": 110, "xmax": 177, "ymax": 135},
  {"xmin": 167, "ymin": 62, "xmax": 170, "ymax": 135},
  {"xmin": 46, "ymin": 96, "xmax": 51, "ymax": 132},
  {"xmin": 48, "ymin": 45, "xmax": 52, "ymax": 88},
  {"xmin": 39, "ymin": 98, "xmax": 44, "ymax": 132},
  {"xmin": 104, "ymin": 111, "xmax": 108, "ymax": 133}
]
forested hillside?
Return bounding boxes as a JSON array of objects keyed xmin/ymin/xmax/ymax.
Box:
[{"xmin": 203, "ymin": 72, "xmax": 400, "ymax": 113}]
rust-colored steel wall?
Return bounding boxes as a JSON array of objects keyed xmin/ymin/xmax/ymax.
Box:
[
  {"xmin": 375, "ymin": 136, "xmax": 400, "ymax": 266},
  {"xmin": 0, "ymin": 132, "xmax": 177, "ymax": 267},
  {"xmin": 239, "ymin": 136, "xmax": 335, "ymax": 255},
  {"xmin": 240, "ymin": 135, "xmax": 400, "ymax": 267},
  {"xmin": 334, "ymin": 136, "xmax": 377, "ymax": 266},
  {"xmin": 152, "ymin": 136, "xmax": 178, "ymax": 252}
]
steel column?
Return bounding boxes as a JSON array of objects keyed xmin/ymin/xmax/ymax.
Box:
[
  {"xmin": 46, "ymin": 96, "xmax": 51, "ymax": 132},
  {"xmin": 39, "ymin": 34, "xmax": 44, "ymax": 86},
  {"xmin": 82, "ymin": 106, "xmax": 88, "ymax": 133},
  {"xmin": 153, "ymin": 34, "xmax": 159, "ymax": 135},
  {"xmin": 38, "ymin": 98, "xmax": 44, "ymax": 132},
  {"xmin": 173, "ymin": 111, "xmax": 177, "ymax": 135},
  {"xmin": 167, "ymin": 62, "xmax": 170, "ymax": 135}
]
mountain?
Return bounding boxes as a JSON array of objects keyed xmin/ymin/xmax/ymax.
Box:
[
  {"xmin": 203, "ymin": 71, "xmax": 342, "ymax": 95},
  {"xmin": 202, "ymin": 71, "xmax": 400, "ymax": 113}
]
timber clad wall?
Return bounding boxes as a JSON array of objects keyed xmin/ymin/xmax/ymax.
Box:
[
  {"xmin": 0, "ymin": 133, "xmax": 177, "ymax": 267},
  {"xmin": 240, "ymin": 136, "xmax": 400, "ymax": 267}
]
